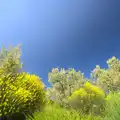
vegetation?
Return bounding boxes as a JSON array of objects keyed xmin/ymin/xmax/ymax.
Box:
[
  {"xmin": 0, "ymin": 45, "xmax": 120, "ymax": 120},
  {"xmin": 91, "ymin": 56, "xmax": 120, "ymax": 92},
  {"xmin": 0, "ymin": 45, "xmax": 46, "ymax": 120},
  {"xmin": 47, "ymin": 68, "xmax": 86, "ymax": 107},
  {"xmin": 104, "ymin": 92, "xmax": 120, "ymax": 120},
  {"xmin": 68, "ymin": 82, "xmax": 106, "ymax": 115},
  {"xmin": 27, "ymin": 103, "xmax": 102, "ymax": 120}
]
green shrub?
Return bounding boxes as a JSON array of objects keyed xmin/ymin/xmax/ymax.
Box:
[
  {"xmin": 104, "ymin": 92, "xmax": 120, "ymax": 120},
  {"xmin": 68, "ymin": 82, "xmax": 106, "ymax": 115}
]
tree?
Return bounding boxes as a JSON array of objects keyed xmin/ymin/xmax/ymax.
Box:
[
  {"xmin": 47, "ymin": 68, "xmax": 86, "ymax": 107},
  {"xmin": 91, "ymin": 56, "xmax": 120, "ymax": 93}
]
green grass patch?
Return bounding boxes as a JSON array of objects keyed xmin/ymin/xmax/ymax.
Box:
[{"xmin": 27, "ymin": 103, "xmax": 102, "ymax": 120}]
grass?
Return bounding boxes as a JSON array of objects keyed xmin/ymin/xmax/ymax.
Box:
[
  {"xmin": 103, "ymin": 92, "xmax": 120, "ymax": 120},
  {"xmin": 27, "ymin": 103, "xmax": 102, "ymax": 120},
  {"xmin": 27, "ymin": 92, "xmax": 120, "ymax": 120}
]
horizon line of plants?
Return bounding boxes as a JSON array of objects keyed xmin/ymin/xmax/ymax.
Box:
[{"xmin": 0, "ymin": 44, "xmax": 120, "ymax": 120}]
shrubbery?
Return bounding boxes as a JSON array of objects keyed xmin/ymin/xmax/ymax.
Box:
[
  {"xmin": 104, "ymin": 92, "xmax": 120, "ymax": 120},
  {"xmin": 68, "ymin": 82, "xmax": 106, "ymax": 115},
  {"xmin": 0, "ymin": 45, "xmax": 46, "ymax": 120},
  {"xmin": 1, "ymin": 44, "xmax": 120, "ymax": 120}
]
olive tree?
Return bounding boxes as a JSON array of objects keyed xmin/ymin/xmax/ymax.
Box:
[
  {"xmin": 91, "ymin": 56, "xmax": 120, "ymax": 93},
  {"xmin": 47, "ymin": 68, "xmax": 86, "ymax": 107}
]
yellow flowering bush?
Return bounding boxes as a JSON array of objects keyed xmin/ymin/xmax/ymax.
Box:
[
  {"xmin": 0, "ymin": 45, "xmax": 46, "ymax": 119},
  {"xmin": 0, "ymin": 72, "xmax": 46, "ymax": 118},
  {"xmin": 22, "ymin": 73, "xmax": 46, "ymax": 114}
]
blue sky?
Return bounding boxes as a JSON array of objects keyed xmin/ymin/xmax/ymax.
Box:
[{"xmin": 0, "ymin": 0, "xmax": 120, "ymax": 87}]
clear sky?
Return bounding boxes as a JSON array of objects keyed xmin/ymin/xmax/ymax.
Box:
[{"xmin": 0, "ymin": 0, "xmax": 120, "ymax": 87}]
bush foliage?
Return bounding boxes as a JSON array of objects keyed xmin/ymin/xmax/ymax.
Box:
[
  {"xmin": 0, "ymin": 45, "xmax": 46, "ymax": 119},
  {"xmin": 68, "ymin": 82, "xmax": 106, "ymax": 115}
]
